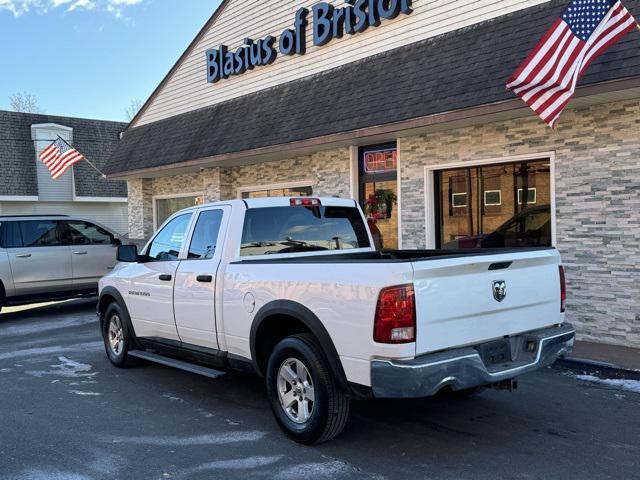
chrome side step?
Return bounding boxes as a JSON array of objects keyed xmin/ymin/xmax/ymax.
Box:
[{"xmin": 128, "ymin": 350, "xmax": 226, "ymax": 379}]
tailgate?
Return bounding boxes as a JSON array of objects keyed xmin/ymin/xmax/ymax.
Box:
[{"xmin": 412, "ymin": 249, "xmax": 562, "ymax": 355}]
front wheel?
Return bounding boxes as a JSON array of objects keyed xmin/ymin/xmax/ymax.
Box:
[
  {"xmin": 266, "ymin": 334, "xmax": 350, "ymax": 444},
  {"xmin": 102, "ymin": 302, "xmax": 136, "ymax": 368}
]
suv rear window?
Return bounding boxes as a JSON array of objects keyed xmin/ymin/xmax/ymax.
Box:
[{"xmin": 240, "ymin": 206, "xmax": 370, "ymax": 257}]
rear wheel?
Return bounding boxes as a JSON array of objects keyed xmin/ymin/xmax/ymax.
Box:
[
  {"xmin": 102, "ymin": 302, "xmax": 136, "ymax": 368},
  {"xmin": 266, "ymin": 334, "xmax": 350, "ymax": 444}
]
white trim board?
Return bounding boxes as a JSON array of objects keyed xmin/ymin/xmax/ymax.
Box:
[
  {"xmin": 422, "ymin": 151, "xmax": 557, "ymax": 249},
  {"xmin": 152, "ymin": 191, "xmax": 205, "ymax": 230},
  {"xmin": 73, "ymin": 196, "xmax": 128, "ymax": 203},
  {"xmin": 0, "ymin": 196, "xmax": 39, "ymax": 202}
]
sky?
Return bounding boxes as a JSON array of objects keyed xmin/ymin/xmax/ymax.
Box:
[{"xmin": 0, "ymin": 0, "xmax": 222, "ymax": 121}]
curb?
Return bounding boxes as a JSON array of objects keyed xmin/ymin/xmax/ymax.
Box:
[{"xmin": 556, "ymin": 357, "xmax": 640, "ymax": 381}]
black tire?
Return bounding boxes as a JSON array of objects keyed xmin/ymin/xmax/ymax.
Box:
[
  {"xmin": 266, "ymin": 333, "xmax": 350, "ymax": 444},
  {"xmin": 102, "ymin": 302, "xmax": 136, "ymax": 368}
]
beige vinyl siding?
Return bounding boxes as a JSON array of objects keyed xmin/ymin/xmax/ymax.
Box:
[
  {"xmin": 135, "ymin": 0, "xmax": 551, "ymax": 126},
  {"xmin": 0, "ymin": 202, "xmax": 129, "ymax": 236}
]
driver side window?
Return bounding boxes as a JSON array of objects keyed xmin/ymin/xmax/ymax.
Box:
[{"xmin": 146, "ymin": 214, "xmax": 192, "ymax": 262}]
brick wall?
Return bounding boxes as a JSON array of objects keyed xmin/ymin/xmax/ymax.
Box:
[
  {"xmin": 126, "ymin": 147, "xmax": 350, "ymax": 238},
  {"xmin": 399, "ymin": 99, "xmax": 640, "ymax": 348}
]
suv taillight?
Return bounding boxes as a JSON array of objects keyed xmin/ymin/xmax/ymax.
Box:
[
  {"xmin": 374, "ymin": 284, "xmax": 416, "ymax": 344},
  {"xmin": 559, "ymin": 266, "xmax": 566, "ymax": 313}
]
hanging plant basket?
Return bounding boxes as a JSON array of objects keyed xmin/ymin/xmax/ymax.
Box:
[{"xmin": 365, "ymin": 189, "xmax": 397, "ymax": 220}]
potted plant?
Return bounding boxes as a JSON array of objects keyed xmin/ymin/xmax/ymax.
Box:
[{"xmin": 365, "ymin": 189, "xmax": 397, "ymax": 220}]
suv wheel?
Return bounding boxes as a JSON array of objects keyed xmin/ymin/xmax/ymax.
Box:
[
  {"xmin": 102, "ymin": 302, "xmax": 136, "ymax": 368},
  {"xmin": 266, "ymin": 333, "xmax": 350, "ymax": 444}
]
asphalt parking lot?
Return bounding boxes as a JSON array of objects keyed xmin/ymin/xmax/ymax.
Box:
[{"xmin": 0, "ymin": 299, "xmax": 638, "ymax": 480}]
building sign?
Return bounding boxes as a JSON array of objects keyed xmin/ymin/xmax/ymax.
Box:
[
  {"xmin": 206, "ymin": 0, "xmax": 414, "ymax": 84},
  {"xmin": 364, "ymin": 147, "xmax": 397, "ymax": 173}
]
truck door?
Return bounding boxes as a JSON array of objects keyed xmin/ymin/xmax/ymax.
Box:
[
  {"xmin": 173, "ymin": 206, "xmax": 229, "ymax": 350},
  {"xmin": 126, "ymin": 213, "xmax": 193, "ymax": 342}
]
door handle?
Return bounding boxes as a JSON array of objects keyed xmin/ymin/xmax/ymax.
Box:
[
  {"xmin": 73, "ymin": 251, "xmax": 88, "ymax": 255},
  {"xmin": 159, "ymin": 274, "xmax": 172, "ymax": 281},
  {"xmin": 16, "ymin": 254, "xmax": 31, "ymax": 258},
  {"xmin": 196, "ymin": 275, "xmax": 213, "ymax": 283}
]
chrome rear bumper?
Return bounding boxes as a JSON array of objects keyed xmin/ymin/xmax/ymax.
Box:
[{"xmin": 371, "ymin": 324, "xmax": 575, "ymax": 398}]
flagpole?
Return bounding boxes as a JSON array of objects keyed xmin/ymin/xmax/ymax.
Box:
[{"xmin": 57, "ymin": 136, "xmax": 108, "ymax": 179}]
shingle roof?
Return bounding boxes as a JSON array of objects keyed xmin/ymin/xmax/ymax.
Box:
[
  {"xmin": 0, "ymin": 111, "xmax": 127, "ymax": 198},
  {"xmin": 105, "ymin": 0, "xmax": 640, "ymax": 176}
]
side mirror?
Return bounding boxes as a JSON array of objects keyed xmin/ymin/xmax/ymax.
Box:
[{"xmin": 117, "ymin": 244, "xmax": 139, "ymax": 263}]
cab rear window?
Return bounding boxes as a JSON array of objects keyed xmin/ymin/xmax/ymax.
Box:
[{"xmin": 240, "ymin": 206, "xmax": 370, "ymax": 257}]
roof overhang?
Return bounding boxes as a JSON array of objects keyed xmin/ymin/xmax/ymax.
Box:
[{"xmin": 108, "ymin": 76, "xmax": 640, "ymax": 180}]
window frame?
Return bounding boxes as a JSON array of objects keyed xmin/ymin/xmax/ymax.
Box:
[
  {"xmin": 517, "ymin": 187, "xmax": 537, "ymax": 205},
  {"xmin": 184, "ymin": 206, "xmax": 229, "ymax": 261},
  {"xmin": 451, "ymin": 192, "xmax": 468, "ymax": 208},
  {"xmin": 153, "ymin": 192, "xmax": 205, "ymax": 231},
  {"xmin": 483, "ymin": 190, "xmax": 503, "ymax": 207},
  {"xmin": 424, "ymin": 153, "xmax": 557, "ymax": 249}
]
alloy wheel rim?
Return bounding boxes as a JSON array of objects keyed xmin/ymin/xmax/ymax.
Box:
[
  {"xmin": 277, "ymin": 357, "xmax": 315, "ymax": 424},
  {"xmin": 108, "ymin": 314, "xmax": 124, "ymax": 356}
]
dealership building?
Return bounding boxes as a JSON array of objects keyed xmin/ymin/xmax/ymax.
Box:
[{"xmin": 105, "ymin": 0, "xmax": 640, "ymax": 349}]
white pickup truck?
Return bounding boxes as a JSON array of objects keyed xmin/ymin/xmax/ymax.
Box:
[{"xmin": 98, "ymin": 196, "xmax": 574, "ymax": 444}]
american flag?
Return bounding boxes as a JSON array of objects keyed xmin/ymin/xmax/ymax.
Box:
[
  {"xmin": 38, "ymin": 137, "xmax": 85, "ymax": 180},
  {"xmin": 507, "ymin": 0, "xmax": 637, "ymax": 127}
]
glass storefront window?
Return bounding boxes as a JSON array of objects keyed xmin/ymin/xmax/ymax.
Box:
[
  {"xmin": 241, "ymin": 186, "xmax": 312, "ymax": 199},
  {"xmin": 436, "ymin": 160, "xmax": 552, "ymax": 249},
  {"xmin": 155, "ymin": 195, "xmax": 204, "ymax": 229}
]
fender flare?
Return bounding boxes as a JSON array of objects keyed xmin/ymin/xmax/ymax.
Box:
[
  {"xmin": 98, "ymin": 287, "xmax": 138, "ymax": 343},
  {"xmin": 249, "ymin": 300, "xmax": 349, "ymax": 392}
]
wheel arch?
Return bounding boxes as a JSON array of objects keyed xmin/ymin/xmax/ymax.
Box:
[
  {"xmin": 98, "ymin": 287, "xmax": 138, "ymax": 342},
  {"xmin": 250, "ymin": 300, "xmax": 349, "ymax": 392}
]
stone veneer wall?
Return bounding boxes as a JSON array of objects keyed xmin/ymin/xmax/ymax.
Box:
[
  {"xmin": 399, "ymin": 99, "xmax": 640, "ymax": 348},
  {"xmin": 126, "ymin": 147, "xmax": 350, "ymax": 239}
]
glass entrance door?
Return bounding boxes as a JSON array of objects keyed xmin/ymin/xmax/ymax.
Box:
[{"xmin": 359, "ymin": 144, "xmax": 399, "ymax": 250}]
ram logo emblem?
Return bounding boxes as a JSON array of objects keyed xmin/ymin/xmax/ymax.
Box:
[{"xmin": 492, "ymin": 280, "xmax": 507, "ymax": 302}]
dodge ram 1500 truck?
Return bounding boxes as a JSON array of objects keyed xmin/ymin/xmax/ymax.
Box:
[{"xmin": 98, "ymin": 196, "xmax": 575, "ymax": 444}]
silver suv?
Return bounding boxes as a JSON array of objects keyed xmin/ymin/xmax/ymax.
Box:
[{"xmin": 0, "ymin": 215, "xmax": 120, "ymax": 311}]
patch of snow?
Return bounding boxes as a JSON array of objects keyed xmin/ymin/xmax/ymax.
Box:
[
  {"xmin": 180, "ymin": 456, "xmax": 283, "ymax": 477},
  {"xmin": 105, "ymin": 431, "xmax": 265, "ymax": 446},
  {"xmin": 574, "ymin": 374, "xmax": 640, "ymax": 394},
  {"xmin": 68, "ymin": 390, "xmax": 102, "ymax": 396},
  {"xmin": 163, "ymin": 394, "xmax": 185, "ymax": 403},
  {"xmin": 27, "ymin": 356, "xmax": 97, "ymax": 380}
]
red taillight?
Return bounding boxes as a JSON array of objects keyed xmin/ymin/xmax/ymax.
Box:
[
  {"xmin": 559, "ymin": 266, "xmax": 566, "ymax": 313},
  {"xmin": 290, "ymin": 198, "xmax": 321, "ymax": 207},
  {"xmin": 374, "ymin": 284, "xmax": 416, "ymax": 344}
]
